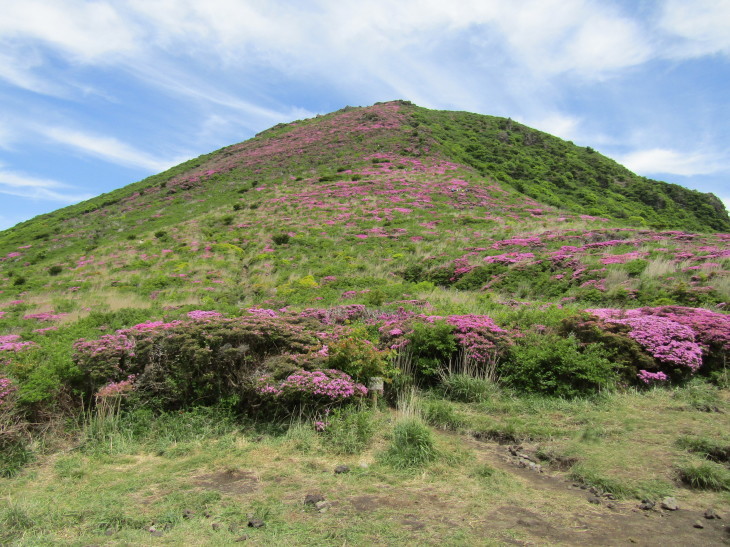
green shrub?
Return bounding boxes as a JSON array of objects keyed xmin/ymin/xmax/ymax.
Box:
[
  {"xmin": 326, "ymin": 328, "xmax": 392, "ymax": 383},
  {"xmin": 272, "ymin": 233, "xmax": 290, "ymax": 245},
  {"xmin": 502, "ymin": 333, "xmax": 617, "ymax": 398},
  {"xmin": 322, "ymin": 406, "xmax": 376, "ymax": 454},
  {"xmin": 47, "ymin": 265, "xmax": 63, "ymax": 276},
  {"xmin": 422, "ymin": 399, "xmax": 464, "ymax": 430},
  {"xmin": 677, "ymin": 462, "xmax": 730, "ymax": 491},
  {"xmin": 676, "ymin": 435, "xmax": 730, "ymax": 462},
  {"xmin": 439, "ymin": 373, "xmax": 496, "ymax": 403},
  {"xmin": 382, "ymin": 418, "xmax": 437, "ymax": 469},
  {"xmin": 407, "ymin": 320, "xmax": 457, "ymax": 379}
]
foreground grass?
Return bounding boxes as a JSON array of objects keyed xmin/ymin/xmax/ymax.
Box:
[{"xmin": 1, "ymin": 384, "xmax": 729, "ymax": 545}]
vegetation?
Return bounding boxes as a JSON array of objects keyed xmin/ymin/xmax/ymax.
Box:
[{"xmin": 0, "ymin": 101, "xmax": 728, "ymax": 544}]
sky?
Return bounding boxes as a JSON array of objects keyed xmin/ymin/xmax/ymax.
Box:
[{"xmin": 0, "ymin": 0, "xmax": 728, "ymax": 231}]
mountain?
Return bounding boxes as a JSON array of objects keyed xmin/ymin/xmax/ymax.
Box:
[
  {"xmin": 1, "ymin": 101, "xmax": 729, "ymax": 544},
  {"xmin": 0, "ymin": 100, "xmax": 727, "ymax": 312}
]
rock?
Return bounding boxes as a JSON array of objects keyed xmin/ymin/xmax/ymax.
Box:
[
  {"xmin": 661, "ymin": 497, "xmax": 679, "ymax": 511},
  {"xmin": 247, "ymin": 518, "xmax": 265, "ymax": 528},
  {"xmin": 235, "ymin": 535, "xmax": 250, "ymax": 542},
  {"xmin": 334, "ymin": 465, "xmax": 350, "ymax": 474},
  {"xmin": 304, "ymin": 494, "xmax": 325, "ymax": 506},
  {"xmin": 182, "ymin": 509, "xmax": 195, "ymax": 519},
  {"xmin": 603, "ymin": 493, "xmax": 616, "ymax": 500},
  {"xmin": 315, "ymin": 500, "xmax": 330, "ymax": 513},
  {"xmin": 606, "ymin": 502, "xmax": 616, "ymax": 510},
  {"xmin": 587, "ymin": 496, "xmax": 602, "ymax": 505},
  {"xmin": 638, "ymin": 500, "xmax": 655, "ymax": 510},
  {"xmin": 211, "ymin": 523, "xmax": 221, "ymax": 530},
  {"xmin": 589, "ymin": 487, "xmax": 600, "ymax": 496},
  {"xmin": 693, "ymin": 521, "xmax": 704, "ymax": 529},
  {"xmin": 704, "ymin": 508, "xmax": 721, "ymax": 519}
]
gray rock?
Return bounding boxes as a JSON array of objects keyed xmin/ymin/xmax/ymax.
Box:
[
  {"xmin": 704, "ymin": 508, "xmax": 721, "ymax": 519},
  {"xmin": 334, "ymin": 465, "xmax": 350, "ymax": 474},
  {"xmin": 247, "ymin": 518, "xmax": 265, "ymax": 528},
  {"xmin": 639, "ymin": 499, "xmax": 655, "ymax": 510},
  {"xmin": 588, "ymin": 496, "xmax": 602, "ymax": 505},
  {"xmin": 660, "ymin": 497, "xmax": 679, "ymax": 511},
  {"xmin": 693, "ymin": 520, "xmax": 704, "ymax": 529},
  {"xmin": 304, "ymin": 494, "xmax": 325, "ymax": 506}
]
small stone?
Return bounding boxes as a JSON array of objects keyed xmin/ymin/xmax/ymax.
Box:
[
  {"xmin": 606, "ymin": 502, "xmax": 616, "ymax": 510},
  {"xmin": 693, "ymin": 521, "xmax": 704, "ymax": 529},
  {"xmin": 661, "ymin": 497, "xmax": 679, "ymax": 511},
  {"xmin": 182, "ymin": 509, "xmax": 195, "ymax": 519},
  {"xmin": 334, "ymin": 465, "xmax": 350, "ymax": 474},
  {"xmin": 589, "ymin": 487, "xmax": 600, "ymax": 495},
  {"xmin": 639, "ymin": 500, "xmax": 655, "ymax": 511},
  {"xmin": 315, "ymin": 500, "xmax": 330, "ymax": 512},
  {"xmin": 359, "ymin": 462, "xmax": 369, "ymax": 469},
  {"xmin": 603, "ymin": 493, "xmax": 616, "ymax": 500},
  {"xmin": 587, "ymin": 496, "xmax": 602, "ymax": 505},
  {"xmin": 704, "ymin": 508, "xmax": 721, "ymax": 519},
  {"xmin": 211, "ymin": 523, "xmax": 221, "ymax": 530},
  {"xmin": 247, "ymin": 519, "xmax": 265, "ymax": 528},
  {"xmin": 304, "ymin": 494, "xmax": 325, "ymax": 506},
  {"xmin": 235, "ymin": 535, "xmax": 250, "ymax": 542}
]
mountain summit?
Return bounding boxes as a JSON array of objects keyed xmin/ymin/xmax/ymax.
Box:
[{"xmin": 0, "ymin": 100, "xmax": 728, "ymax": 311}]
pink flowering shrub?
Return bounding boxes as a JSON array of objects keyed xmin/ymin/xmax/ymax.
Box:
[
  {"xmin": 73, "ymin": 334, "xmax": 136, "ymax": 389},
  {"xmin": 586, "ymin": 306, "xmax": 728, "ymax": 382},
  {"xmin": 637, "ymin": 370, "xmax": 668, "ymax": 384},
  {"xmin": 0, "ymin": 335, "xmax": 38, "ymax": 353},
  {"xmin": 73, "ymin": 314, "xmax": 322, "ymax": 409},
  {"xmin": 0, "ymin": 377, "xmax": 16, "ymax": 406},
  {"xmin": 255, "ymin": 369, "xmax": 367, "ymax": 412}
]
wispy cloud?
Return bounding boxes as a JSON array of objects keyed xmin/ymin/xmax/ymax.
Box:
[
  {"xmin": 38, "ymin": 126, "xmax": 186, "ymax": 172},
  {"xmin": 658, "ymin": 0, "xmax": 730, "ymax": 58},
  {"xmin": 0, "ymin": 166, "xmax": 93, "ymax": 203},
  {"xmin": 618, "ymin": 148, "xmax": 727, "ymax": 177}
]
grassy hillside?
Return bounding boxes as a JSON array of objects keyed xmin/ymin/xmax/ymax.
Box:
[{"xmin": 0, "ymin": 101, "xmax": 728, "ymax": 544}]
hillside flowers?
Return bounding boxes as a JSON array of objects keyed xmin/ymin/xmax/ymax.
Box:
[{"xmin": 255, "ymin": 369, "xmax": 367, "ymax": 409}]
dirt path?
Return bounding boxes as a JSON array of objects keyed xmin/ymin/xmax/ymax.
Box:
[{"xmin": 463, "ymin": 435, "xmax": 728, "ymax": 546}]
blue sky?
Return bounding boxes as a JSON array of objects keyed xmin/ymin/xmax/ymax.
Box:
[{"xmin": 0, "ymin": 0, "xmax": 728, "ymax": 230}]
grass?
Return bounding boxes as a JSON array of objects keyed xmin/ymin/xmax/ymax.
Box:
[{"xmin": 0, "ymin": 382, "xmax": 729, "ymax": 544}]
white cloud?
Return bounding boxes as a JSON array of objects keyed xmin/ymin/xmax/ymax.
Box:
[
  {"xmin": 0, "ymin": 166, "xmax": 93, "ymax": 203},
  {"xmin": 38, "ymin": 126, "xmax": 186, "ymax": 172},
  {"xmin": 659, "ymin": 0, "xmax": 730, "ymax": 58},
  {"xmin": 618, "ymin": 148, "xmax": 727, "ymax": 177},
  {"xmin": 519, "ymin": 113, "xmax": 581, "ymax": 141},
  {"xmin": 0, "ymin": 0, "xmax": 137, "ymax": 62}
]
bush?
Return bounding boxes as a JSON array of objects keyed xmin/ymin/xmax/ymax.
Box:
[
  {"xmin": 677, "ymin": 462, "xmax": 730, "ymax": 491},
  {"xmin": 73, "ymin": 315, "xmax": 322, "ymax": 409},
  {"xmin": 48, "ymin": 265, "xmax": 63, "ymax": 276},
  {"xmin": 502, "ymin": 333, "xmax": 617, "ymax": 398},
  {"xmin": 322, "ymin": 406, "xmax": 376, "ymax": 454},
  {"xmin": 407, "ymin": 320, "xmax": 457, "ymax": 379},
  {"xmin": 439, "ymin": 373, "xmax": 496, "ymax": 403},
  {"xmin": 382, "ymin": 418, "xmax": 437, "ymax": 469},
  {"xmin": 422, "ymin": 399, "xmax": 464, "ymax": 430},
  {"xmin": 254, "ymin": 369, "xmax": 368, "ymax": 416},
  {"xmin": 325, "ymin": 328, "xmax": 392, "ymax": 383},
  {"xmin": 272, "ymin": 233, "xmax": 290, "ymax": 245}
]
